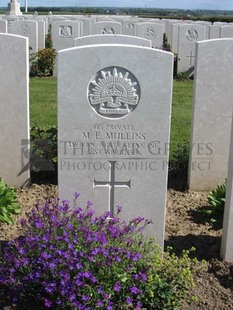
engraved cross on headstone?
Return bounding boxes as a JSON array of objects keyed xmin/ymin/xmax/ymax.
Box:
[
  {"xmin": 94, "ymin": 161, "xmax": 131, "ymax": 215},
  {"xmin": 186, "ymin": 51, "xmax": 195, "ymax": 66}
]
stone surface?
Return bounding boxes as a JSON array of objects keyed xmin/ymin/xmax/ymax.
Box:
[
  {"xmin": 136, "ymin": 22, "xmax": 163, "ymax": 48},
  {"xmin": 221, "ymin": 120, "xmax": 233, "ymax": 262},
  {"xmin": 6, "ymin": 0, "xmax": 22, "ymax": 16},
  {"xmin": 188, "ymin": 39, "xmax": 233, "ymax": 191},
  {"xmin": 73, "ymin": 34, "xmax": 152, "ymax": 47},
  {"xmin": 0, "ymin": 34, "xmax": 30, "ymax": 187},
  {"xmin": 9, "ymin": 20, "xmax": 38, "ymax": 53},
  {"xmin": 52, "ymin": 20, "xmax": 82, "ymax": 51},
  {"xmin": 220, "ymin": 25, "xmax": 233, "ymax": 38},
  {"xmin": 77, "ymin": 18, "xmax": 92, "ymax": 36},
  {"xmin": 177, "ymin": 24, "xmax": 206, "ymax": 72},
  {"xmin": 58, "ymin": 44, "xmax": 173, "ymax": 247},
  {"xmin": 194, "ymin": 20, "xmax": 211, "ymax": 38},
  {"xmin": 121, "ymin": 19, "xmax": 137, "ymax": 36},
  {"xmin": 0, "ymin": 20, "xmax": 7, "ymax": 33},
  {"xmin": 28, "ymin": 19, "xmax": 45, "ymax": 49},
  {"xmin": 170, "ymin": 22, "xmax": 187, "ymax": 53},
  {"xmin": 91, "ymin": 21, "xmax": 122, "ymax": 35},
  {"xmin": 209, "ymin": 25, "xmax": 220, "ymax": 39}
]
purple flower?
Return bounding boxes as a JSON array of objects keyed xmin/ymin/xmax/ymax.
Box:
[
  {"xmin": 136, "ymin": 301, "xmax": 142, "ymax": 309},
  {"xmin": 126, "ymin": 296, "xmax": 133, "ymax": 305},
  {"xmin": 74, "ymin": 192, "xmax": 80, "ymax": 199},
  {"xmin": 44, "ymin": 299, "xmax": 53, "ymax": 308},
  {"xmin": 130, "ymin": 286, "xmax": 139, "ymax": 294},
  {"xmin": 113, "ymin": 281, "xmax": 121, "ymax": 292},
  {"xmin": 97, "ymin": 285, "xmax": 103, "ymax": 294},
  {"xmin": 117, "ymin": 205, "xmax": 122, "ymax": 214},
  {"xmin": 35, "ymin": 220, "xmax": 43, "ymax": 228},
  {"xmin": 82, "ymin": 295, "xmax": 90, "ymax": 302},
  {"xmin": 87, "ymin": 200, "xmax": 92, "ymax": 207},
  {"xmin": 96, "ymin": 300, "xmax": 104, "ymax": 307}
]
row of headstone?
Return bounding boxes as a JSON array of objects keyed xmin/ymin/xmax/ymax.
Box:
[
  {"xmin": 2, "ymin": 13, "xmax": 233, "ymax": 68},
  {"xmin": 2, "ymin": 28, "xmax": 233, "ymax": 261},
  {"xmin": 51, "ymin": 20, "xmax": 164, "ymax": 51}
]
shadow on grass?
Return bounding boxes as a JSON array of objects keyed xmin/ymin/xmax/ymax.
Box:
[
  {"xmin": 168, "ymin": 168, "xmax": 188, "ymax": 191},
  {"xmin": 31, "ymin": 170, "xmax": 57, "ymax": 185}
]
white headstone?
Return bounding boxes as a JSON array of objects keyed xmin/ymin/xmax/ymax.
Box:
[
  {"xmin": 194, "ymin": 20, "xmax": 212, "ymax": 38},
  {"xmin": 121, "ymin": 19, "xmax": 137, "ymax": 36},
  {"xmin": 177, "ymin": 24, "xmax": 206, "ymax": 72},
  {"xmin": 170, "ymin": 22, "xmax": 187, "ymax": 53},
  {"xmin": 78, "ymin": 18, "xmax": 92, "ymax": 36},
  {"xmin": 0, "ymin": 20, "xmax": 7, "ymax": 33},
  {"xmin": 52, "ymin": 20, "xmax": 82, "ymax": 51},
  {"xmin": 92, "ymin": 21, "xmax": 122, "ymax": 35},
  {"xmin": 73, "ymin": 34, "xmax": 152, "ymax": 47},
  {"xmin": 28, "ymin": 19, "xmax": 45, "ymax": 49},
  {"xmin": 209, "ymin": 25, "xmax": 220, "ymax": 39},
  {"xmin": 221, "ymin": 119, "xmax": 233, "ymax": 262},
  {"xmin": 165, "ymin": 19, "xmax": 184, "ymax": 45},
  {"xmin": 9, "ymin": 20, "xmax": 38, "ymax": 53},
  {"xmin": 220, "ymin": 25, "xmax": 233, "ymax": 38},
  {"xmin": 136, "ymin": 22, "xmax": 163, "ymax": 48},
  {"xmin": 189, "ymin": 39, "xmax": 233, "ymax": 191},
  {"xmin": 0, "ymin": 34, "xmax": 30, "ymax": 187},
  {"xmin": 58, "ymin": 44, "xmax": 173, "ymax": 247}
]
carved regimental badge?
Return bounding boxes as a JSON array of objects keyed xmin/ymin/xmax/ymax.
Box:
[
  {"xmin": 101, "ymin": 26, "xmax": 114, "ymax": 34},
  {"xmin": 59, "ymin": 25, "xmax": 72, "ymax": 38},
  {"xmin": 88, "ymin": 67, "xmax": 140, "ymax": 119},
  {"xmin": 20, "ymin": 24, "xmax": 30, "ymax": 35},
  {"xmin": 186, "ymin": 28, "xmax": 198, "ymax": 41},
  {"xmin": 145, "ymin": 27, "xmax": 156, "ymax": 38}
]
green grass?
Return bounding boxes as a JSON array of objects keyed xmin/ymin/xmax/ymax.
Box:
[
  {"xmin": 29, "ymin": 77, "xmax": 193, "ymax": 160},
  {"xmin": 30, "ymin": 77, "xmax": 57, "ymax": 128},
  {"xmin": 170, "ymin": 80, "xmax": 193, "ymax": 156}
]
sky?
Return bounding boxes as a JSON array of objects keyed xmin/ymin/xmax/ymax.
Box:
[{"xmin": 2, "ymin": 0, "xmax": 233, "ymax": 11}]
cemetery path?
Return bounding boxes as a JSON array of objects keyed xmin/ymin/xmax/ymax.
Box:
[{"xmin": 0, "ymin": 184, "xmax": 233, "ymax": 310}]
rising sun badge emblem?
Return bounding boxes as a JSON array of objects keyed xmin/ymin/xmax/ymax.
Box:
[{"xmin": 88, "ymin": 66, "xmax": 140, "ymax": 119}]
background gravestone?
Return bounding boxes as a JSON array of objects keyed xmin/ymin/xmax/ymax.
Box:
[
  {"xmin": 52, "ymin": 20, "xmax": 82, "ymax": 51},
  {"xmin": 209, "ymin": 25, "xmax": 220, "ymax": 39},
  {"xmin": 9, "ymin": 20, "xmax": 38, "ymax": 53},
  {"xmin": 91, "ymin": 21, "xmax": 122, "ymax": 35},
  {"xmin": 177, "ymin": 24, "xmax": 206, "ymax": 72},
  {"xmin": 220, "ymin": 25, "xmax": 233, "ymax": 38},
  {"xmin": 73, "ymin": 34, "xmax": 152, "ymax": 47},
  {"xmin": 58, "ymin": 44, "xmax": 173, "ymax": 247},
  {"xmin": 33, "ymin": 19, "xmax": 45, "ymax": 49},
  {"xmin": 121, "ymin": 19, "xmax": 137, "ymax": 36},
  {"xmin": 136, "ymin": 22, "xmax": 163, "ymax": 48},
  {"xmin": 0, "ymin": 34, "xmax": 30, "ymax": 187},
  {"xmin": 189, "ymin": 38, "xmax": 233, "ymax": 191},
  {"xmin": 0, "ymin": 20, "xmax": 7, "ymax": 33}
]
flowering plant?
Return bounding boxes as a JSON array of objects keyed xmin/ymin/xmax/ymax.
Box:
[
  {"xmin": 0, "ymin": 193, "xmax": 201, "ymax": 310},
  {"xmin": 0, "ymin": 194, "xmax": 151, "ymax": 309}
]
